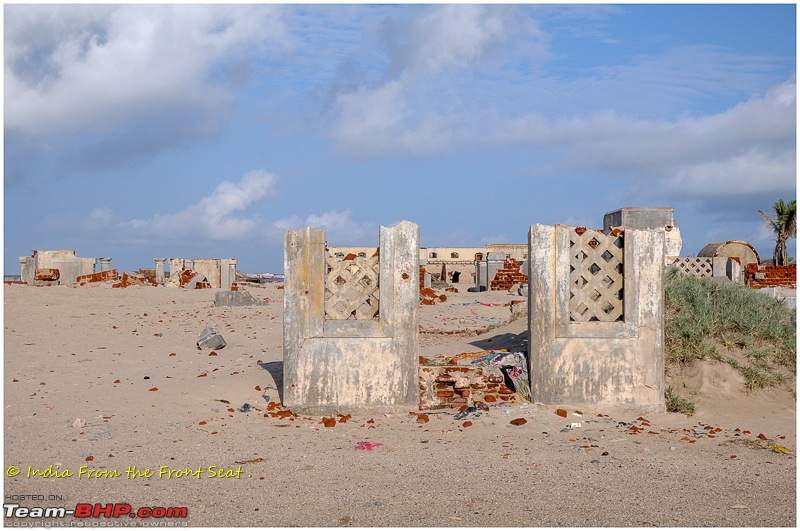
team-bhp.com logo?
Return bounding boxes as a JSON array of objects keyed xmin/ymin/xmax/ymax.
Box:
[{"xmin": 5, "ymin": 503, "xmax": 188, "ymax": 521}]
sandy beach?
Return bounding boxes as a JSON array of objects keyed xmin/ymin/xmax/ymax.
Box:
[{"xmin": 3, "ymin": 282, "xmax": 796, "ymax": 527}]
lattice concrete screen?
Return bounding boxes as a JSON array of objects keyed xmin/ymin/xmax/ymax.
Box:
[
  {"xmin": 283, "ymin": 221, "xmax": 419, "ymax": 414},
  {"xmin": 528, "ymin": 224, "xmax": 666, "ymax": 411},
  {"xmin": 569, "ymin": 228, "xmax": 624, "ymax": 322},
  {"xmin": 672, "ymin": 257, "xmax": 713, "ymax": 278},
  {"xmin": 669, "ymin": 256, "xmax": 743, "ymax": 284},
  {"xmin": 325, "ymin": 253, "xmax": 380, "ymax": 320}
]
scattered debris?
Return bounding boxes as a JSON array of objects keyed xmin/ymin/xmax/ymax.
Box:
[
  {"xmin": 355, "ymin": 441, "xmax": 383, "ymax": 451},
  {"xmin": 197, "ymin": 327, "xmax": 227, "ymax": 350}
]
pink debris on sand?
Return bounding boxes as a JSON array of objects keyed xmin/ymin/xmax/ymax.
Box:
[{"xmin": 355, "ymin": 441, "xmax": 383, "ymax": 451}]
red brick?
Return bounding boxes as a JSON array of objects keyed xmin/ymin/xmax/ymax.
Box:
[{"xmin": 35, "ymin": 268, "xmax": 59, "ymax": 281}]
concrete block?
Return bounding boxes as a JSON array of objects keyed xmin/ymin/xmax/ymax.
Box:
[
  {"xmin": 215, "ymin": 290, "xmax": 266, "ymax": 307},
  {"xmin": 604, "ymin": 207, "xmax": 681, "ymax": 261}
]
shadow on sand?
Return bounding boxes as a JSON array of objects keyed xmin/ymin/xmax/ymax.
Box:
[
  {"xmin": 469, "ymin": 330, "xmax": 528, "ymax": 353},
  {"xmin": 258, "ymin": 361, "xmax": 284, "ymax": 404}
]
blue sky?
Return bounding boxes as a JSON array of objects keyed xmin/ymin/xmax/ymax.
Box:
[{"xmin": 4, "ymin": 3, "xmax": 796, "ymax": 275}]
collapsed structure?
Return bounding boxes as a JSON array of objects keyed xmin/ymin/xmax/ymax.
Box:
[
  {"xmin": 283, "ymin": 208, "xmax": 686, "ymax": 413},
  {"xmin": 13, "ymin": 252, "xmax": 239, "ymax": 290}
]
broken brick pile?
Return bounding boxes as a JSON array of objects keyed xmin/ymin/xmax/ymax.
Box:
[
  {"xmin": 419, "ymin": 356, "xmax": 522, "ymax": 410},
  {"xmin": 746, "ymin": 264, "xmax": 796, "ymax": 289},
  {"xmin": 489, "ymin": 259, "xmax": 528, "ymax": 291},
  {"xmin": 112, "ymin": 272, "xmax": 158, "ymax": 288},
  {"xmin": 75, "ymin": 269, "xmax": 119, "ymax": 286},
  {"xmin": 28, "ymin": 268, "xmax": 62, "ymax": 286},
  {"xmin": 35, "ymin": 268, "xmax": 60, "ymax": 281},
  {"xmin": 420, "ymin": 287, "xmax": 447, "ymax": 305}
]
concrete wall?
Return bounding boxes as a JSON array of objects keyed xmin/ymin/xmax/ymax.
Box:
[
  {"xmin": 528, "ymin": 224, "xmax": 666, "ymax": 412},
  {"xmin": 671, "ymin": 256, "xmax": 743, "ymax": 284},
  {"xmin": 283, "ymin": 221, "xmax": 420, "ymax": 414},
  {"xmin": 166, "ymin": 258, "xmax": 237, "ymax": 289},
  {"xmin": 20, "ymin": 250, "xmax": 95, "ymax": 285}
]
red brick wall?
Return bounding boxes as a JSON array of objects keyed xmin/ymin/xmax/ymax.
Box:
[
  {"xmin": 490, "ymin": 259, "xmax": 528, "ymax": 291},
  {"xmin": 419, "ymin": 365, "xmax": 520, "ymax": 410},
  {"xmin": 746, "ymin": 264, "xmax": 796, "ymax": 289},
  {"xmin": 76, "ymin": 269, "xmax": 119, "ymax": 284}
]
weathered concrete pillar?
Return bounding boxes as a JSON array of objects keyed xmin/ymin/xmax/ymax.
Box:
[
  {"xmin": 18, "ymin": 257, "xmax": 29, "ymax": 283},
  {"xmin": 283, "ymin": 221, "xmax": 419, "ymax": 414},
  {"xmin": 227, "ymin": 258, "xmax": 237, "ymax": 290},
  {"xmin": 154, "ymin": 258, "xmax": 166, "ymax": 284},
  {"xmin": 98, "ymin": 258, "xmax": 112, "ymax": 272},
  {"xmin": 528, "ymin": 224, "xmax": 665, "ymax": 412}
]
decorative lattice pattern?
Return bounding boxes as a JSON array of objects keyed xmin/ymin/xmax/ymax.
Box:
[
  {"xmin": 325, "ymin": 253, "xmax": 380, "ymax": 320},
  {"xmin": 671, "ymin": 257, "xmax": 713, "ymax": 278},
  {"xmin": 569, "ymin": 228, "xmax": 624, "ymax": 322}
]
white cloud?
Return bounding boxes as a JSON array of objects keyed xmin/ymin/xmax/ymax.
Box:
[
  {"xmin": 665, "ymin": 149, "xmax": 795, "ymax": 198},
  {"xmin": 479, "ymin": 78, "xmax": 796, "ymax": 199},
  {"xmin": 331, "ymin": 81, "xmax": 451, "ymax": 156},
  {"xmin": 128, "ymin": 170, "xmax": 278, "ymax": 241},
  {"xmin": 329, "ymin": 5, "xmax": 537, "ymax": 157},
  {"xmin": 274, "ymin": 209, "xmax": 377, "ymax": 245},
  {"xmin": 5, "ymin": 5, "xmax": 289, "ymax": 137},
  {"xmin": 388, "ymin": 5, "xmax": 510, "ymax": 77}
]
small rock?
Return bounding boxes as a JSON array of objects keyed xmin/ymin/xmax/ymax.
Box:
[
  {"xmin": 510, "ymin": 418, "xmax": 527, "ymax": 426},
  {"xmin": 239, "ymin": 403, "xmax": 251, "ymax": 413},
  {"xmin": 72, "ymin": 418, "xmax": 86, "ymax": 428}
]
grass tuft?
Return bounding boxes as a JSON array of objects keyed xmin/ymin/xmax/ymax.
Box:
[
  {"xmin": 665, "ymin": 386, "xmax": 695, "ymax": 416},
  {"xmin": 665, "ymin": 268, "xmax": 796, "ymax": 391}
]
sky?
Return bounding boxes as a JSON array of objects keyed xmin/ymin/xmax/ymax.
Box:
[{"xmin": 3, "ymin": 3, "xmax": 797, "ymax": 275}]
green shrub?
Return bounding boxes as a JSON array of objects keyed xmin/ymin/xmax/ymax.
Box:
[
  {"xmin": 665, "ymin": 268, "xmax": 796, "ymax": 390},
  {"xmin": 665, "ymin": 386, "xmax": 695, "ymax": 416}
]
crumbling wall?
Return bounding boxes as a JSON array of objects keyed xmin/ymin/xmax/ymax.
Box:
[
  {"xmin": 528, "ymin": 224, "xmax": 665, "ymax": 411},
  {"xmin": 746, "ymin": 264, "xmax": 796, "ymax": 289},
  {"xmin": 490, "ymin": 258, "xmax": 528, "ymax": 291},
  {"xmin": 283, "ymin": 221, "xmax": 419, "ymax": 414},
  {"xmin": 165, "ymin": 258, "xmax": 236, "ymax": 289},
  {"xmin": 20, "ymin": 250, "xmax": 96, "ymax": 285}
]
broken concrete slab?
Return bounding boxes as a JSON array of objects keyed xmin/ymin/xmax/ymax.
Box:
[{"xmin": 214, "ymin": 290, "xmax": 266, "ymax": 307}]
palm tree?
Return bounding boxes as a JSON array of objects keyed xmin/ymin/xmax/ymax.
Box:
[{"xmin": 759, "ymin": 199, "xmax": 796, "ymax": 265}]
